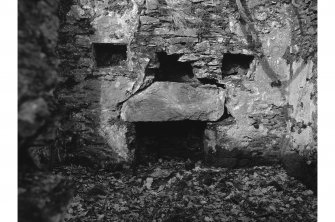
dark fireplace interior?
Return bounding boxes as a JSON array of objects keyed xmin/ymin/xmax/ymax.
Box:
[
  {"xmin": 135, "ymin": 121, "xmax": 206, "ymax": 161},
  {"xmin": 93, "ymin": 43, "xmax": 127, "ymax": 67},
  {"xmin": 154, "ymin": 52, "xmax": 195, "ymax": 82},
  {"xmin": 221, "ymin": 53, "xmax": 254, "ymax": 76}
]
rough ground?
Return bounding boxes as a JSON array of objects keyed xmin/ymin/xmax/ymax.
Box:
[{"xmin": 54, "ymin": 160, "xmax": 317, "ymax": 222}]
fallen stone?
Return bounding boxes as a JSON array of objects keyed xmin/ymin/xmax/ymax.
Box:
[{"xmin": 121, "ymin": 82, "xmax": 225, "ymax": 122}]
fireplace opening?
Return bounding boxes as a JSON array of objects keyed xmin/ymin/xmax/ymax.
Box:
[
  {"xmin": 135, "ymin": 121, "xmax": 206, "ymax": 161},
  {"xmin": 221, "ymin": 53, "xmax": 254, "ymax": 76},
  {"xmin": 93, "ymin": 43, "xmax": 127, "ymax": 67},
  {"xmin": 155, "ymin": 52, "xmax": 195, "ymax": 82}
]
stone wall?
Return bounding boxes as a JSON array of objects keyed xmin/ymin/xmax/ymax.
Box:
[
  {"xmin": 18, "ymin": 1, "xmax": 74, "ymax": 221},
  {"xmin": 57, "ymin": 0, "xmax": 317, "ymax": 167},
  {"xmin": 18, "ymin": 0, "xmax": 61, "ymax": 168},
  {"xmin": 57, "ymin": 0, "xmax": 140, "ymax": 167}
]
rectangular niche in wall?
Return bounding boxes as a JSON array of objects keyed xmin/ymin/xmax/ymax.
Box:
[
  {"xmin": 155, "ymin": 52, "xmax": 194, "ymax": 82},
  {"xmin": 93, "ymin": 43, "xmax": 127, "ymax": 67},
  {"xmin": 221, "ymin": 53, "xmax": 254, "ymax": 76},
  {"xmin": 135, "ymin": 121, "xmax": 206, "ymax": 160}
]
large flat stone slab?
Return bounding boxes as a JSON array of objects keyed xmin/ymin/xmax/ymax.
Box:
[{"xmin": 121, "ymin": 82, "xmax": 225, "ymax": 122}]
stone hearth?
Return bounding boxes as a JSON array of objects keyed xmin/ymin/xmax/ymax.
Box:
[{"xmin": 135, "ymin": 121, "xmax": 206, "ymax": 160}]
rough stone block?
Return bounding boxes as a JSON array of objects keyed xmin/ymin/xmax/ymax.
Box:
[
  {"xmin": 121, "ymin": 82, "xmax": 225, "ymax": 122},
  {"xmin": 146, "ymin": 0, "xmax": 159, "ymax": 11},
  {"xmin": 101, "ymin": 77, "xmax": 136, "ymax": 110},
  {"xmin": 140, "ymin": 16, "xmax": 160, "ymax": 25},
  {"xmin": 99, "ymin": 120, "xmax": 135, "ymax": 163}
]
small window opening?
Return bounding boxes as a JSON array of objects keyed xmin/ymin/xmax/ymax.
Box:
[
  {"xmin": 155, "ymin": 52, "xmax": 194, "ymax": 82},
  {"xmin": 93, "ymin": 43, "xmax": 127, "ymax": 67},
  {"xmin": 221, "ymin": 53, "xmax": 254, "ymax": 76}
]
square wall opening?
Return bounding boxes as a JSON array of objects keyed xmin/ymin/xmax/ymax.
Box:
[
  {"xmin": 135, "ymin": 121, "xmax": 206, "ymax": 161},
  {"xmin": 93, "ymin": 43, "xmax": 127, "ymax": 67},
  {"xmin": 221, "ymin": 53, "xmax": 254, "ymax": 76},
  {"xmin": 154, "ymin": 52, "xmax": 195, "ymax": 82}
]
